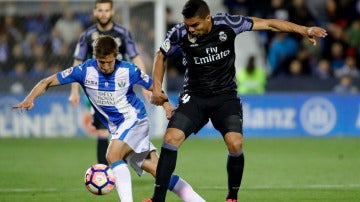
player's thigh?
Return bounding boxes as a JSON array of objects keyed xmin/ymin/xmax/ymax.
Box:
[
  {"xmin": 211, "ymin": 97, "xmax": 243, "ymax": 136},
  {"xmin": 107, "ymin": 139, "xmax": 133, "ymax": 163},
  {"xmin": 168, "ymin": 94, "xmax": 208, "ymax": 138}
]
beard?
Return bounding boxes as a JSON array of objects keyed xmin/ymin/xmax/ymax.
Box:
[{"xmin": 96, "ymin": 17, "xmax": 112, "ymax": 29}]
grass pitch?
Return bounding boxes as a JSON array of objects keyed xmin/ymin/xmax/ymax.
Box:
[{"xmin": 0, "ymin": 137, "xmax": 359, "ymax": 202}]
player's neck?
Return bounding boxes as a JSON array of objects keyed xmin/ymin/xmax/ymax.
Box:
[{"xmin": 97, "ymin": 21, "xmax": 114, "ymax": 32}]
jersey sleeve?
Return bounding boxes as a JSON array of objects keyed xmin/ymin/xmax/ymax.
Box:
[
  {"xmin": 56, "ymin": 63, "xmax": 85, "ymax": 85},
  {"xmin": 129, "ymin": 64, "xmax": 153, "ymax": 89},
  {"xmin": 73, "ymin": 32, "xmax": 88, "ymax": 61},
  {"xmin": 124, "ymin": 30, "xmax": 139, "ymax": 59},
  {"xmin": 213, "ymin": 13, "xmax": 253, "ymax": 34},
  {"xmin": 159, "ymin": 23, "xmax": 185, "ymax": 57}
]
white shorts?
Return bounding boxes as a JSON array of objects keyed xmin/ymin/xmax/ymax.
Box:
[{"xmin": 111, "ymin": 117, "xmax": 157, "ymax": 176}]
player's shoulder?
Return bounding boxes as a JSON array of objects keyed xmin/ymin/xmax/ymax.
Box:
[
  {"xmin": 115, "ymin": 60, "xmax": 136, "ymax": 69},
  {"xmin": 112, "ymin": 23, "xmax": 130, "ymax": 35},
  {"xmin": 212, "ymin": 13, "xmax": 253, "ymax": 33},
  {"xmin": 82, "ymin": 24, "xmax": 98, "ymax": 37},
  {"xmin": 166, "ymin": 22, "xmax": 187, "ymax": 40}
]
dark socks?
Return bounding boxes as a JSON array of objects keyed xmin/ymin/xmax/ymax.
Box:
[
  {"xmin": 226, "ymin": 152, "xmax": 245, "ymax": 200},
  {"xmin": 152, "ymin": 144, "xmax": 178, "ymax": 202},
  {"xmin": 97, "ymin": 137, "xmax": 108, "ymax": 165}
]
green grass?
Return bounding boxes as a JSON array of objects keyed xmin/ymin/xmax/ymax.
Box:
[{"xmin": 0, "ymin": 137, "xmax": 359, "ymax": 202}]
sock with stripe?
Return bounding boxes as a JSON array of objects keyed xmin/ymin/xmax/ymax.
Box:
[{"xmin": 111, "ymin": 160, "xmax": 133, "ymax": 202}]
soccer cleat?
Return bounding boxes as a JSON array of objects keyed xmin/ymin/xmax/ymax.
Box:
[
  {"xmin": 226, "ymin": 199, "xmax": 237, "ymax": 202},
  {"xmin": 142, "ymin": 199, "xmax": 152, "ymax": 202}
]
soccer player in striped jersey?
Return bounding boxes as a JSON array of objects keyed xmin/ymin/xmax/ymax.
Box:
[
  {"xmin": 12, "ymin": 35, "xmax": 205, "ymax": 202},
  {"xmin": 69, "ymin": 0, "xmax": 151, "ymax": 166},
  {"xmin": 146, "ymin": 0, "xmax": 327, "ymax": 202}
]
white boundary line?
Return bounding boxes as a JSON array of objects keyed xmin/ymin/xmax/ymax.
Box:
[
  {"xmin": 1, "ymin": 184, "xmax": 360, "ymax": 192},
  {"xmin": 199, "ymin": 184, "xmax": 360, "ymax": 190}
]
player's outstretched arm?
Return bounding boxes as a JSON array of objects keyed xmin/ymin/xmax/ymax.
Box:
[
  {"xmin": 68, "ymin": 59, "xmax": 82, "ymax": 106},
  {"xmin": 150, "ymin": 50, "xmax": 168, "ymax": 106},
  {"xmin": 250, "ymin": 17, "xmax": 327, "ymax": 45},
  {"xmin": 12, "ymin": 74, "xmax": 61, "ymax": 112}
]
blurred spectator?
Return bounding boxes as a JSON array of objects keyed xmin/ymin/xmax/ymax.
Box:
[
  {"xmin": 7, "ymin": 42, "xmax": 31, "ymax": 73},
  {"xmin": 267, "ymin": 33, "xmax": 299, "ymax": 77},
  {"xmin": 28, "ymin": 58, "xmax": 50, "ymax": 78},
  {"xmin": 287, "ymin": 58, "xmax": 306, "ymax": 77},
  {"xmin": 4, "ymin": 15, "xmax": 23, "ymax": 45},
  {"xmin": 344, "ymin": 19, "xmax": 360, "ymax": 49},
  {"xmin": 328, "ymin": 42, "xmax": 346, "ymax": 70},
  {"xmin": 166, "ymin": 6, "xmax": 177, "ymax": 32},
  {"xmin": 43, "ymin": 28, "xmax": 63, "ymax": 56},
  {"xmin": 333, "ymin": 73, "xmax": 358, "ymax": 94},
  {"xmin": 22, "ymin": 32, "xmax": 41, "ymax": 58},
  {"xmin": 288, "ymin": 0, "xmax": 315, "ymax": 27},
  {"xmin": 313, "ymin": 58, "xmax": 334, "ymax": 79},
  {"xmin": 306, "ymin": 0, "xmax": 328, "ymax": 27},
  {"xmin": 334, "ymin": 55, "xmax": 360, "ymax": 78},
  {"xmin": 8, "ymin": 61, "xmax": 27, "ymax": 78},
  {"xmin": 0, "ymin": 32, "xmax": 10, "ymax": 72},
  {"xmin": 223, "ymin": 0, "xmax": 250, "ymax": 15},
  {"xmin": 23, "ymin": 13, "xmax": 51, "ymax": 43},
  {"xmin": 54, "ymin": 9, "xmax": 83, "ymax": 46},
  {"xmin": 236, "ymin": 55, "xmax": 266, "ymax": 94}
]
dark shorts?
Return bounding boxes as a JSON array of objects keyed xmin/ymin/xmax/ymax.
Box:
[
  {"xmin": 92, "ymin": 113, "xmax": 107, "ymax": 130},
  {"xmin": 168, "ymin": 93, "xmax": 243, "ymax": 137}
]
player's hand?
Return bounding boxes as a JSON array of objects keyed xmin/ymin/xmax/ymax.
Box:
[
  {"xmin": 305, "ymin": 27, "xmax": 327, "ymax": 46},
  {"xmin": 162, "ymin": 101, "xmax": 173, "ymax": 120},
  {"xmin": 69, "ymin": 90, "xmax": 80, "ymax": 106},
  {"xmin": 150, "ymin": 91, "xmax": 169, "ymax": 106},
  {"xmin": 12, "ymin": 99, "xmax": 34, "ymax": 112}
]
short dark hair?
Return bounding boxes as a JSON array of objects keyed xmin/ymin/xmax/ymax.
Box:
[
  {"xmin": 93, "ymin": 35, "xmax": 119, "ymax": 58},
  {"xmin": 95, "ymin": 0, "xmax": 113, "ymax": 8},
  {"xmin": 181, "ymin": 0, "xmax": 210, "ymax": 19}
]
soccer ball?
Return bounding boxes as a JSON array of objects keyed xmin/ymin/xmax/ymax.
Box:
[{"xmin": 84, "ymin": 164, "xmax": 115, "ymax": 195}]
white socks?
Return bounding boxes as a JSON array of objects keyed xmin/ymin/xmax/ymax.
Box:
[
  {"xmin": 170, "ymin": 175, "xmax": 206, "ymax": 202},
  {"xmin": 111, "ymin": 160, "xmax": 133, "ymax": 202},
  {"xmin": 111, "ymin": 161, "xmax": 205, "ymax": 202}
]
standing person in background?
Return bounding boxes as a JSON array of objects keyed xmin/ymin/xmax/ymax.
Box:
[
  {"xmin": 236, "ymin": 55, "xmax": 266, "ymax": 94},
  {"xmin": 145, "ymin": 0, "xmax": 327, "ymax": 201},
  {"xmin": 69, "ymin": 0, "xmax": 151, "ymax": 165},
  {"xmin": 12, "ymin": 35, "xmax": 205, "ymax": 202}
]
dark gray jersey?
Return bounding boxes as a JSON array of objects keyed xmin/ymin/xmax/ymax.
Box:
[
  {"xmin": 160, "ymin": 13, "xmax": 253, "ymax": 96},
  {"xmin": 73, "ymin": 24, "xmax": 139, "ymax": 62}
]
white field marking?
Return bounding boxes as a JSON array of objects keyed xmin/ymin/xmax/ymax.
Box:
[
  {"xmin": 198, "ymin": 184, "xmax": 360, "ymax": 190},
  {"xmin": 1, "ymin": 184, "xmax": 360, "ymax": 193}
]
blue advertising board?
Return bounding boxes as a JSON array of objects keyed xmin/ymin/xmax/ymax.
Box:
[
  {"xmin": 0, "ymin": 93, "xmax": 88, "ymax": 137},
  {"xmin": 1, "ymin": 93, "xmax": 360, "ymax": 137},
  {"xmin": 168, "ymin": 93, "xmax": 360, "ymax": 137}
]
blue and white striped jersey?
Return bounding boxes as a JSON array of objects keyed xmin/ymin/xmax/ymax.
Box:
[{"xmin": 57, "ymin": 59, "xmax": 152, "ymax": 134}]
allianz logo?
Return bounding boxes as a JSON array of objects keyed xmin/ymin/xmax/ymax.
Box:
[{"xmin": 300, "ymin": 97, "xmax": 337, "ymax": 136}]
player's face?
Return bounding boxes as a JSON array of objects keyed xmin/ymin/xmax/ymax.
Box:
[
  {"xmin": 96, "ymin": 54, "xmax": 116, "ymax": 74},
  {"xmin": 184, "ymin": 14, "xmax": 212, "ymax": 37},
  {"xmin": 93, "ymin": 3, "xmax": 114, "ymax": 27}
]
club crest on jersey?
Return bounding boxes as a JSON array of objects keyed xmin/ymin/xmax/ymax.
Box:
[
  {"xmin": 161, "ymin": 39, "xmax": 171, "ymax": 52},
  {"xmin": 61, "ymin": 67, "xmax": 73, "ymax": 78},
  {"xmin": 219, "ymin": 31, "xmax": 227, "ymax": 41},
  {"xmin": 118, "ymin": 80, "xmax": 126, "ymax": 88}
]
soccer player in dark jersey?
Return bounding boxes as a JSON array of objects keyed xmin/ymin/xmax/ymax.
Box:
[
  {"xmin": 145, "ymin": 0, "xmax": 327, "ymax": 202},
  {"xmin": 68, "ymin": 0, "xmax": 151, "ymax": 165}
]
